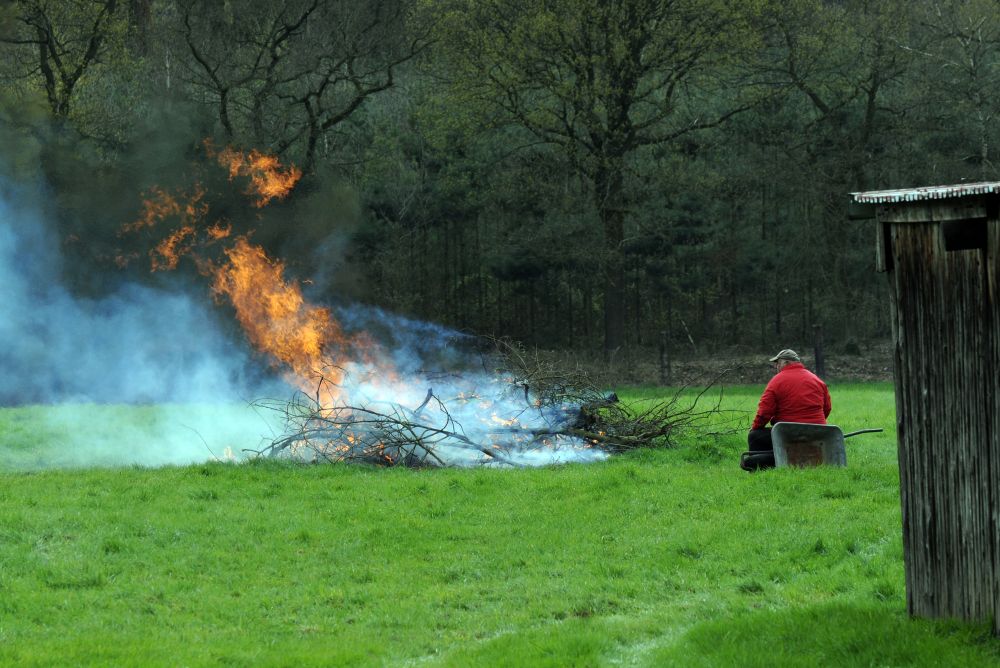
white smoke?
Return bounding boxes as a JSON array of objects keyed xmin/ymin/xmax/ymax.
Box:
[
  {"xmin": 282, "ymin": 304, "xmax": 611, "ymax": 467},
  {"xmin": 0, "ymin": 182, "xmax": 282, "ymax": 468},
  {"xmin": 0, "ymin": 182, "xmax": 606, "ymax": 470}
]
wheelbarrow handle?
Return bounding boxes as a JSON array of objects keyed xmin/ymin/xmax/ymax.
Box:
[{"xmin": 843, "ymin": 428, "xmax": 884, "ymax": 438}]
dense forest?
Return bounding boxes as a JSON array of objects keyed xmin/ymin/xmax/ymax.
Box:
[{"xmin": 1, "ymin": 0, "xmax": 996, "ymax": 364}]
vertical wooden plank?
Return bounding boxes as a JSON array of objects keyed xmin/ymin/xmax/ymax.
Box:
[
  {"xmin": 988, "ymin": 218, "xmax": 1000, "ymax": 634},
  {"xmin": 891, "ymin": 221, "xmax": 932, "ymax": 617},
  {"xmin": 890, "ymin": 213, "xmax": 996, "ymax": 623},
  {"xmin": 944, "ymin": 241, "xmax": 990, "ymax": 619}
]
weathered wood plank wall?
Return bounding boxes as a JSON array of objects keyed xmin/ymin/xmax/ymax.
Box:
[
  {"xmin": 988, "ymin": 218, "xmax": 1000, "ymax": 635},
  {"xmin": 886, "ymin": 210, "xmax": 999, "ymax": 628}
]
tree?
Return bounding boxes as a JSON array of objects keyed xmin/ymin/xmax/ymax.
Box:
[
  {"xmin": 908, "ymin": 0, "xmax": 1000, "ymax": 179},
  {"xmin": 428, "ymin": 0, "xmax": 759, "ymax": 358},
  {"xmin": 739, "ymin": 0, "xmax": 919, "ymax": 342},
  {"xmin": 171, "ymin": 0, "xmax": 431, "ymax": 172},
  {"xmin": 0, "ymin": 0, "xmax": 126, "ymax": 120}
]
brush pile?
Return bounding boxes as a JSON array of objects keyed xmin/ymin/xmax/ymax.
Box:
[{"xmin": 251, "ymin": 338, "xmax": 738, "ymax": 467}]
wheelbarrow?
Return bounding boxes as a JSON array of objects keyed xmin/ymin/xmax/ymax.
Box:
[{"xmin": 740, "ymin": 422, "xmax": 884, "ymax": 472}]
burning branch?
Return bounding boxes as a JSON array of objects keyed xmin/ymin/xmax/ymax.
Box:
[
  {"xmin": 252, "ymin": 338, "xmax": 742, "ymax": 468},
  {"xmin": 253, "ymin": 383, "xmax": 522, "ymax": 467},
  {"xmin": 116, "ymin": 143, "xmax": 737, "ymax": 469}
]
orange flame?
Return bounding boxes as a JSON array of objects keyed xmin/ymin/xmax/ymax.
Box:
[
  {"xmin": 124, "ymin": 185, "xmax": 208, "ymax": 234},
  {"xmin": 123, "ymin": 144, "xmax": 386, "ymax": 407},
  {"xmin": 152, "ymin": 225, "xmax": 196, "ymax": 271},
  {"xmin": 121, "ymin": 185, "xmax": 209, "ymax": 271},
  {"xmin": 206, "ymin": 221, "xmax": 232, "ymax": 240},
  {"xmin": 214, "ymin": 146, "xmax": 302, "ymax": 208},
  {"xmin": 210, "ymin": 237, "xmax": 361, "ymax": 402}
]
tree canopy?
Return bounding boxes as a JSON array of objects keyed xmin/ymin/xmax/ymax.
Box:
[{"xmin": 0, "ymin": 0, "xmax": 996, "ymax": 359}]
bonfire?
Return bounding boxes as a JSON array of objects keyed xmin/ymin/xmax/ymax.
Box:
[{"xmin": 119, "ymin": 143, "xmax": 729, "ymax": 467}]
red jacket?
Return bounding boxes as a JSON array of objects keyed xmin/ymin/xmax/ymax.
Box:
[{"xmin": 751, "ymin": 362, "xmax": 831, "ymax": 430}]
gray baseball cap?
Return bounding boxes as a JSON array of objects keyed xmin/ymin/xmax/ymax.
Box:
[{"xmin": 769, "ymin": 349, "xmax": 800, "ymax": 362}]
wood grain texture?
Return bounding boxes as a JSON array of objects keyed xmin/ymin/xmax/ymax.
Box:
[{"xmin": 885, "ymin": 205, "xmax": 999, "ymax": 630}]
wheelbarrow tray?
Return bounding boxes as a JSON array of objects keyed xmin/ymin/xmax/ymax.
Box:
[{"xmin": 772, "ymin": 422, "xmax": 847, "ymax": 467}]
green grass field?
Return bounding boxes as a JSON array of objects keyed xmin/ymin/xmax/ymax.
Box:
[{"xmin": 1, "ymin": 383, "xmax": 998, "ymax": 666}]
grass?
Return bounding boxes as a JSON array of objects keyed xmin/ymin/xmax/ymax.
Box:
[{"xmin": 0, "ymin": 382, "xmax": 998, "ymax": 666}]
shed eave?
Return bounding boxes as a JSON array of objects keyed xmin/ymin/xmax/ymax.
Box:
[{"xmin": 851, "ymin": 181, "xmax": 1000, "ymax": 205}]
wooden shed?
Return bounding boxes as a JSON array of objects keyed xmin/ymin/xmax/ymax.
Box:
[{"xmin": 850, "ymin": 182, "xmax": 999, "ymax": 630}]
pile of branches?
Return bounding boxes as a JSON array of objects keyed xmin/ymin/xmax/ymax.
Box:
[{"xmin": 249, "ymin": 338, "xmax": 741, "ymax": 467}]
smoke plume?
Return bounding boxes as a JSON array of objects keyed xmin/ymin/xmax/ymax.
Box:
[{"xmin": 0, "ymin": 181, "xmax": 282, "ymax": 468}]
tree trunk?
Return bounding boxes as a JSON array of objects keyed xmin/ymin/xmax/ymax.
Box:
[
  {"xmin": 529, "ymin": 280, "xmax": 537, "ymax": 346},
  {"xmin": 218, "ymin": 88, "xmax": 234, "ymax": 139},
  {"xmin": 633, "ymin": 266, "xmax": 643, "ymax": 346},
  {"xmin": 496, "ymin": 280, "xmax": 504, "ymax": 336},
  {"xmin": 774, "ymin": 283, "xmax": 782, "ymax": 337},
  {"xmin": 567, "ymin": 273, "xmax": 575, "ymax": 348},
  {"xmin": 812, "ymin": 324, "xmax": 826, "ymax": 380},
  {"xmin": 476, "ymin": 217, "xmax": 484, "ymax": 330},
  {"xmin": 128, "ymin": 0, "xmax": 152, "ymax": 56},
  {"xmin": 418, "ymin": 223, "xmax": 428, "ymax": 317},
  {"xmin": 659, "ymin": 330, "xmax": 671, "ymax": 386},
  {"xmin": 595, "ymin": 162, "xmax": 626, "ymax": 360}
]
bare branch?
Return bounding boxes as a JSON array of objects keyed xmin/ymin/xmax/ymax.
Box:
[{"xmin": 251, "ymin": 336, "xmax": 739, "ymax": 468}]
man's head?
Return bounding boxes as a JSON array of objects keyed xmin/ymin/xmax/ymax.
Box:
[{"xmin": 769, "ymin": 348, "xmax": 800, "ymax": 371}]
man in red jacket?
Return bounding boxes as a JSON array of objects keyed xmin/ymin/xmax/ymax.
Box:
[{"xmin": 747, "ymin": 348, "xmax": 831, "ymax": 462}]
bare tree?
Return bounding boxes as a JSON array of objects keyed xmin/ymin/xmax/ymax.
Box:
[
  {"xmin": 755, "ymin": 0, "xmax": 916, "ymax": 191},
  {"xmin": 171, "ymin": 0, "xmax": 431, "ymax": 172},
  {"xmin": 0, "ymin": 0, "xmax": 125, "ymax": 119},
  {"xmin": 908, "ymin": 0, "xmax": 1000, "ymax": 179}
]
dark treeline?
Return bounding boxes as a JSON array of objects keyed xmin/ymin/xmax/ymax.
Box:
[{"xmin": 1, "ymin": 0, "xmax": 997, "ymax": 361}]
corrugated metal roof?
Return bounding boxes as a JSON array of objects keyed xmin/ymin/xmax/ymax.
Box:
[{"xmin": 851, "ymin": 182, "xmax": 1000, "ymax": 204}]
